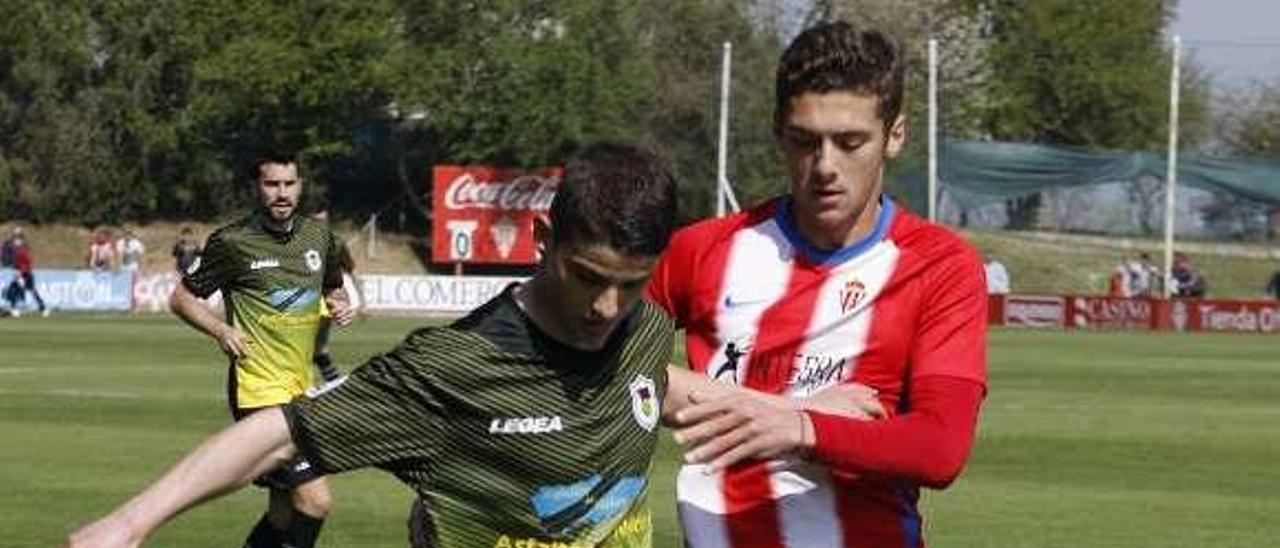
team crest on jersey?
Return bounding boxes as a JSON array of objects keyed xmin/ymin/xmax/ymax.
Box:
[
  {"xmin": 304, "ymin": 249, "xmax": 322, "ymax": 272},
  {"xmin": 629, "ymin": 375, "xmax": 659, "ymax": 432},
  {"xmin": 840, "ymin": 279, "xmax": 866, "ymax": 314}
]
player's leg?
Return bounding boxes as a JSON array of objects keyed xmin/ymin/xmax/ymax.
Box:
[
  {"xmin": 22, "ymin": 272, "xmax": 46, "ymax": 314},
  {"xmin": 285, "ymin": 477, "xmax": 331, "ymax": 548}
]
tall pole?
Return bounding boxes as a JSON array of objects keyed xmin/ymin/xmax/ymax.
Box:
[
  {"xmin": 928, "ymin": 38, "xmax": 939, "ymax": 222},
  {"xmin": 717, "ymin": 42, "xmax": 733, "ymax": 218},
  {"xmin": 1163, "ymin": 36, "xmax": 1181, "ymax": 296}
]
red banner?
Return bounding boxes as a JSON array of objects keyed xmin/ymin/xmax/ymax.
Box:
[
  {"xmin": 987, "ymin": 294, "xmax": 1280, "ymax": 334},
  {"xmin": 1066, "ymin": 295, "xmax": 1156, "ymax": 330},
  {"xmin": 431, "ymin": 165, "xmax": 562, "ymax": 265},
  {"xmin": 1002, "ymin": 295, "xmax": 1066, "ymax": 328},
  {"xmin": 1171, "ymin": 299, "xmax": 1280, "ymax": 334}
]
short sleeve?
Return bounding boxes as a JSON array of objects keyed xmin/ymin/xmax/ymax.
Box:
[
  {"xmin": 182, "ymin": 231, "xmax": 232, "ymax": 298},
  {"xmin": 646, "ymin": 228, "xmax": 695, "ymax": 326},
  {"xmin": 285, "ymin": 332, "xmax": 448, "ymax": 474},
  {"xmin": 910, "ymin": 243, "xmax": 988, "ymax": 387}
]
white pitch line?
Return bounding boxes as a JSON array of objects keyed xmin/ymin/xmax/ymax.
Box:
[{"xmin": 0, "ymin": 388, "xmax": 222, "ymax": 402}]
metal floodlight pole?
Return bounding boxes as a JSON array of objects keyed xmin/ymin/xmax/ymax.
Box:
[
  {"xmin": 1163, "ymin": 35, "xmax": 1181, "ymax": 297},
  {"xmin": 717, "ymin": 42, "xmax": 733, "ymax": 218},
  {"xmin": 928, "ymin": 38, "xmax": 939, "ymax": 223}
]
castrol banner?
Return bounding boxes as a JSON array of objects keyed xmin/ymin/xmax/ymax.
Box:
[{"xmin": 431, "ymin": 165, "xmax": 562, "ymax": 265}]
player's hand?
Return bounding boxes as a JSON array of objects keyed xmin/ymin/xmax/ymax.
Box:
[
  {"xmin": 672, "ymin": 392, "xmax": 813, "ymax": 474},
  {"xmin": 797, "ymin": 383, "xmax": 886, "ymax": 420},
  {"xmin": 214, "ymin": 324, "xmax": 250, "ymax": 359},
  {"xmin": 324, "ymin": 288, "xmax": 355, "ymax": 328},
  {"xmin": 66, "ymin": 513, "xmax": 144, "ymax": 548}
]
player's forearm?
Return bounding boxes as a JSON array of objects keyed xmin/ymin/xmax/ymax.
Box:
[
  {"xmin": 168, "ymin": 284, "xmax": 227, "ymax": 340},
  {"xmin": 805, "ymin": 376, "xmax": 984, "ymax": 488},
  {"xmin": 97, "ymin": 410, "xmax": 295, "ymax": 540},
  {"xmin": 663, "ymin": 365, "xmax": 788, "ymax": 423}
]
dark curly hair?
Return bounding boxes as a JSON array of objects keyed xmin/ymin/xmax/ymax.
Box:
[
  {"xmin": 549, "ymin": 142, "xmax": 678, "ymax": 258},
  {"xmin": 774, "ymin": 21, "xmax": 905, "ymax": 135}
]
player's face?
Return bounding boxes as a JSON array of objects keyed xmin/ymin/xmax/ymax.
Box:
[
  {"xmin": 255, "ymin": 162, "xmax": 302, "ymax": 223},
  {"xmin": 547, "ymin": 243, "xmax": 656, "ymax": 351},
  {"xmin": 779, "ymin": 91, "xmax": 905, "ymax": 249}
]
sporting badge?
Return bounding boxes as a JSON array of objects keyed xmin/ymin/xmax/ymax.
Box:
[
  {"xmin": 304, "ymin": 249, "xmax": 322, "ymax": 272},
  {"xmin": 629, "ymin": 375, "xmax": 659, "ymax": 432}
]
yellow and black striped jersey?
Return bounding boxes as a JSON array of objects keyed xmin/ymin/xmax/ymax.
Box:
[
  {"xmin": 184, "ymin": 213, "xmax": 342, "ymax": 408},
  {"xmin": 287, "ymin": 286, "xmax": 673, "ymax": 547}
]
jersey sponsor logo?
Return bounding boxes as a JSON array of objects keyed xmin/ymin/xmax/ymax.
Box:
[
  {"xmin": 628, "ymin": 375, "xmax": 659, "ymax": 431},
  {"xmin": 269, "ymin": 287, "xmax": 319, "ymax": 312},
  {"xmin": 528, "ymin": 474, "xmax": 647, "ymax": 538},
  {"xmin": 713, "ymin": 340, "xmax": 750, "ymax": 383},
  {"xmin": 840, "ymin": 279, "xmax": 866, "ymax": 314},
  {"xmin": 304, "ymin": 248, "xmax": 322, "ymax": 272},
  {"xmin": 249, "ymin": 257, "xmax": 281, "ymax": 270},
  {"xmin": 488, "ymin": 415, "xmax": 564, "ymax": 435}
]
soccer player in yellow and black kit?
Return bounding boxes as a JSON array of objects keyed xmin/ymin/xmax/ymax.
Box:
[
  {"xmin": 67, "ymin": 142, "xmax": 679, "ymax": 548},
  {"xmin": 165, "ymin": 151, "xmax": 354, "ymax": 548}
]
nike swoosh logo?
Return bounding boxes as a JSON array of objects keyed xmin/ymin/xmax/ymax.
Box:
[{"xmin": 723, "ymin": 295, "xmax": 768, "ymax": 308}]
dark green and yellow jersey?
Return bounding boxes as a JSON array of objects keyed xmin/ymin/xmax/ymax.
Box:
[
  {"xmin": 184, "ymin": 213, "xmax": 342, "ymax": 408},
  {"xmin": 286, "ymin": 286, "xmax": 674, "ymax": 548}
]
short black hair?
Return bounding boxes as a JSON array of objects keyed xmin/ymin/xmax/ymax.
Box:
[
  {"xmin": 775, "ymin": 21, "xmax": 905, "ymax": 135},
  {"xmin": 249, "ymin": 149, "xmax": 300, "ymax": 181},
  {"xmin": 549, "ymin": 142, "xmax": 678, "ymax": 258}
]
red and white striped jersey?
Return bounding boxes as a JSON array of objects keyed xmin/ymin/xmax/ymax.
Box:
[{"xmin": 648, "ymin": 197, "xmax": 987, "ymax": 548}]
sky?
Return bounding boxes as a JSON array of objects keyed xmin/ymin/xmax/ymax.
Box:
[{"xmin": 1172, "ymin": 0, "xmax": 1280, "ymax": 87}]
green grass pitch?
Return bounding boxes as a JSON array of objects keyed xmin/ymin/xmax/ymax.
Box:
[{"xmin": 2, "ymin": 315, "xmax": 1277, "ymax": 547}]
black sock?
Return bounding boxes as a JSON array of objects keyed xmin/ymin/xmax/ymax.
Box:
[
  {"xmin": 283, "ymin": 511, "xmax": 325, "ymax": 548},
  {"xmin": 243, "ymin": 513, "xmax": 283, "ymax": 548},
  {"xmin": 313, "ymin": 353, "xmax": 341, "ymax": 382}
]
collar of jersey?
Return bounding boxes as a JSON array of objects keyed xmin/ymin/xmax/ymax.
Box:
[
  {"xmin": 775, "ymin": 194, "xmax": 895, "ymax": 268},
  {"xmin": 253, "ymin": 211, "xmax": 298, "ymax": 240}
]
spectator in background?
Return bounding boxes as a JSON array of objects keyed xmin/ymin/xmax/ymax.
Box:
[
  {"xmin": 1, "ymin": 225, "xmax": 20, "ymax": 268},
  {"xmin": 1109, "ymin": 253, "xmax": 1132, "ymax": 297},
  {"xmin": 1268, "ymin": 268, "xmax": 1280, "ymax": 300},
  {"xmin": 171, "ymin": 227, "xmax": 201, "ymax": 273},
  {"xmin": 5, "ymin": 231, "xmax": 48, "ymax": 317},
  {"xmin": 1134, "ymin": 252, "xmax": 1161, "ymax": 297},
  {"xmin": 1171, "ymin": 252, "xmax": 1207, "ymax": 298},
  {"xmin": 87, "ymin": 227, "xmax": 116, "ymax": 271},
  {"xmin": 116, "ymin": 229, "xmax": 146, "ymax": 272},
  {"xmin": 985, "ymin": 253, "xmax": 1010, "ymax": 295}
]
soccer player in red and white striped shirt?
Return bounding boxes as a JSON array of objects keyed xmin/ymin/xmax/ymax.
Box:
[{"xmin": 651, "ymin": 21, "xmax": 988, "ymax": 548}]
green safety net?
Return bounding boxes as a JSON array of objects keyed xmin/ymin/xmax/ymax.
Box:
[{"xmin": 920, "ymin": 140, "xmax": 1280, "ymax": 209}]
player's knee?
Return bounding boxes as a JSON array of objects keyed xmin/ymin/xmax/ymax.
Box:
[{"xmin": 292, "ymin": 482, "xmax": 332, "ymax": 518}]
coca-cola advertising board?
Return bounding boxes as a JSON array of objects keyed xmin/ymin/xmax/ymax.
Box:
[{"xmin": 431, "ymin": 165, "xmax": 561, "ymax": 265}]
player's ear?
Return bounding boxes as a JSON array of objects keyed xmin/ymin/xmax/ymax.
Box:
[
  {"xmin": 884, "ymin": 114, "xmax": 907, "ymax": 159},
  {"xmin": 533, "ymin": 213, "xmax": 552, "ymax": 263}
]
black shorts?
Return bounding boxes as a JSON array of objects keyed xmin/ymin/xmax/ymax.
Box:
[{"xmin": 232, "ymin": 404, "xmax": 322, "ymax": 490}]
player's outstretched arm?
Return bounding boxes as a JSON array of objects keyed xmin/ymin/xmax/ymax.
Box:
[
  {"xmin": 664, "ymin": 366, "xmax": 885, "ymax": 426},
  {"xmin": 66, "ymin": 409, "xmax": 296, "ymax": 548}
]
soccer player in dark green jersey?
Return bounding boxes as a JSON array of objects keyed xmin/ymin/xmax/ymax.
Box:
[
  {"xmin": 67, "ymin": 142, "xmax": 680, "ymax": 548},
  {"xmin": 166, "ymin": 151, "xmax": 355, "ymax": 548}
]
